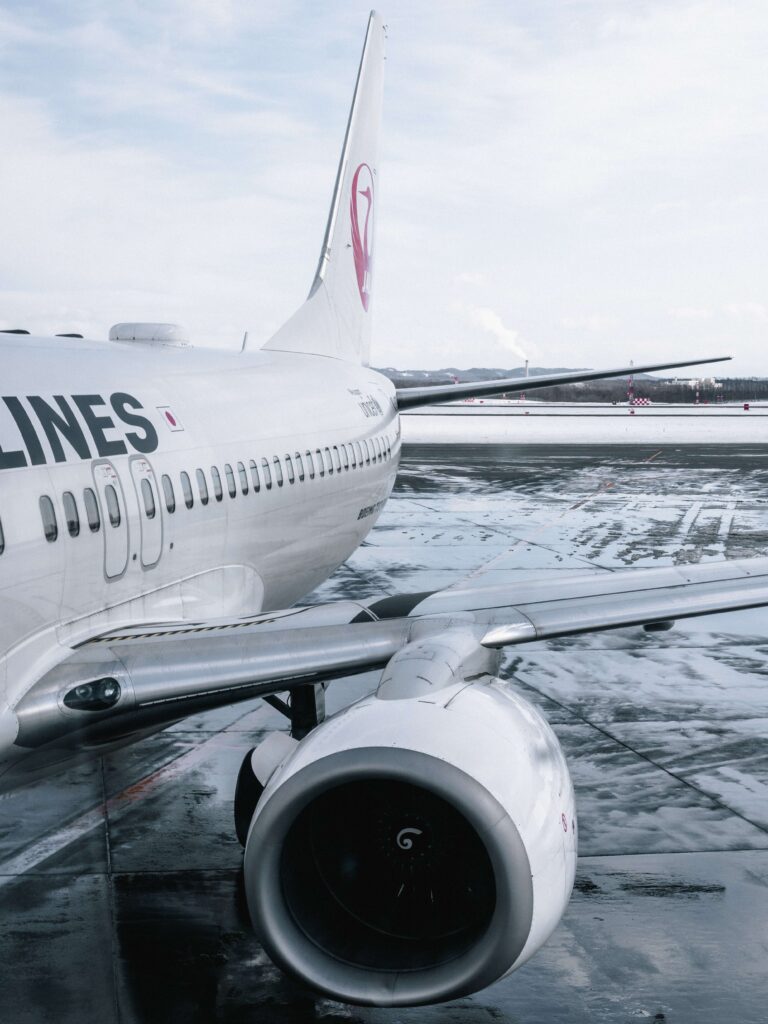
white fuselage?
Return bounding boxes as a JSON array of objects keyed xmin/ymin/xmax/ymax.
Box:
[{"xmin": 0, "ymin": 333, "xmax": 399, "ymax": 719}]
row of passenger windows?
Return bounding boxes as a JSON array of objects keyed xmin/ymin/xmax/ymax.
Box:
[
  {"xmin": 162, "ymin": 436, "xmax": 394, "ymax": 515},
  {"xmin": 20, "ymin": 432, "xmax": 396, "ymax": 546},
  {"xmin": 38, "ymin": 486, "xmax": 109, "ymax": 543}
]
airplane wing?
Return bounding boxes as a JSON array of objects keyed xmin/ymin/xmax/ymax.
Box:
[
  {"xmin": 395, "ymin": 355, "xmax": 731, "ymax": 409},
  {"xmin": 15, "ymin": 555, "xmax": 768, "ymax": 755}
]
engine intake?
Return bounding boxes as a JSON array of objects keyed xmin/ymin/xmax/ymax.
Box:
[{"xmin": 243, "ymin": 675, "xmax": 576, "ymax": 1007}]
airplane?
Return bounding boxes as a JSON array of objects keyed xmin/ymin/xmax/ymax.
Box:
[{"xmin": 0, "ymin": 8, "xmax": 763, "ymax": 1009}]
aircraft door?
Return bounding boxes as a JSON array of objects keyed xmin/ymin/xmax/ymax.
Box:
[
  {"xmin": 92, "ymin": 460, "xmax": 129, "ymax": 579},
  {"xmin": 129, "ymin": 456, "xmax": 163, "ymax": 568}
]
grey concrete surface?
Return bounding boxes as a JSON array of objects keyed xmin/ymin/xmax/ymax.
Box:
[{"xmin": 1, "ymin": 443, "xmax": 767, "ymax": 1023}]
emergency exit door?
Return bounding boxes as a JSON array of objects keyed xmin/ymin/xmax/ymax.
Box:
[
  {"xmin": 92, "ymin": 460, "xmax": 129, "ymax": 579},
  {"xmin": 130, "ymin": 457, "xmax": 163, "ymax": 568}
]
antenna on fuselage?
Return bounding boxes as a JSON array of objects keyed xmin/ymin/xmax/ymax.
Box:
[{"xmin": 241, "ymin": 331, "xmax": 249, "ymax": 353}]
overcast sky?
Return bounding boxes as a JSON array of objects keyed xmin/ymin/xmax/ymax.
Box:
[{"xmin": 1, "ymin": 1, "xmax": 766, "ymax": 373}]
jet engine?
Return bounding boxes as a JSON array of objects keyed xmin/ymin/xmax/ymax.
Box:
[{"xmin": 242, "ymin": 630, "xmax": 576, "ymax": 1007}]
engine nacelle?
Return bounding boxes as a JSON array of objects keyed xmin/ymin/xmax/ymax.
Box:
[{"xmin": 243, "ymin": 669, "xmax": 576, "ymax": 1007}]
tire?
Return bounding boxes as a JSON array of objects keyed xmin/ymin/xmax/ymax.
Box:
[{"xmin": 234, "ymin": 747, "xmax": 265, "ymax": 846}]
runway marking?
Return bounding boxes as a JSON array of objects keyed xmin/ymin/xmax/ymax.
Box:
[{"xmin": 445, "ymin": 449, "xmax": 667, "ymax": 587}]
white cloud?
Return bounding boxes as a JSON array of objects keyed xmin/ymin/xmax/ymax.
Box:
[
  {"xmin": 669, "ymin": 307, "xmax": 713, "ymax": 320},
  {"xmin": 454, "ymin": 271, "xmax": 485, "ymax": 286},
  {"xmin": 724, "ymin": 303, "xmax": 768, "ymax": 322},
  {"xmin": 0, "ymin": 2, "xmax": 767, "ymax": 373},
  {"xmin": 561, "ymin": 315, "xmax": 619, "ymax": 332}
]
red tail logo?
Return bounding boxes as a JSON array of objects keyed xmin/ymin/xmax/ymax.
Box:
[{"xmin": 350, "ymin": 163, "xmax": 374, "ymax": 310}]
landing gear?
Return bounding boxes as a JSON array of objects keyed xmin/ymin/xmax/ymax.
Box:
[
  {"xmin": 234, "ymin": 683, "xmax": 327, "ymax": 846},
  {"xmin": 234, "ymin": 748, "xmax": 263, "ymax": 846}
]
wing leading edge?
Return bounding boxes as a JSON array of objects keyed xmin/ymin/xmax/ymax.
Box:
[
  {"xmin": 10, "ymin": 555, "xmax": 768, "ymax": 772},
  {"xmin": 395, "ymin": 355, "xmax": 731, "ymax": 409}
]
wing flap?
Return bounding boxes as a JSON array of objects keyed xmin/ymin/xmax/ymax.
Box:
[{"xmin": 481, "ymin": 569, "xmax": 768, "ymax": 647}]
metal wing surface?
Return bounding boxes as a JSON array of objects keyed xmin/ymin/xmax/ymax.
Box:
[
  {"xmin": 395, "ymin": 355, "xmax": 731, "ymax": 408},
  {"xmin": 21, "ymin": 556, "xmax": 768, "ymax": 753}
]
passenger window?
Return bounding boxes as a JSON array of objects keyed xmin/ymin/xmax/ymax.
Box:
[
  {"xmin": 62, "ymin": 491, "xmax": 80, "ymax": 537},
  {"xmin": 374, "ymin": 438, "xmax": 381, "ymax": 461},
  {"xmin": 324, "ymin": 447, "xmax": 333, "ymax": 474},
  {"xmin": 249, "ymin": 459, "xmax": 260, "ymax": 492},
  {"xmin": 196, "ymin": 468, "xmax": 209, "ymax": 506},
  {"xmin": 105, "ymin": 484, "xmax": 121, "ymax": 527},
  {"xmin": 273, "ymin": 456, "xmax": 284, "ymax": 487},
  {"xmin": 141, "ymin": 478, "xmax": 156, "ymax": 519},
  {"xmin": 332, "ymin": 446, "xmax": 341, "ymax": 472},
  {"xmin": 315, "ymin": 448, "xmax": 325, "ymax": 477},
  {"xmin": 237, "ymin": 461, "xmax": 249, "ymax": 495},
  {"xmin": 225, "ymin": 463, "xmax": 237, "ymax": 498},
  {"xmin": 364, "ymin": 440, "xmax": 371, "ymax": 465},
  {"xmin": 211, "ymin": 466, "xmax": 223, "ymax": 502},
  {"xmin": 180, "ymin": 471, "xmax": 194, "ymax": 509},
  {"xmin": 40, "ymin": 495, "xmax": 58, "ymax": 542},
  {"xmin": 285, "ymin": 455, "xmax": 295, "ymax": 484},
  {"xmin": 0, "ymin": 515, "xmax": 4, "ymax": 554},
  {"xmin": 161, "ymin": 475, "xmax": 175, "ymax": 514},
  {"xmin": 261, "ymin": 457, "xmax": 272, "ymax": 489},
  {"xmin": 295, "ymin": 452, "xmax": 305, "ymax": 481},
  {"xmin": 349, "ymin": 444, "xmax": 356, "ymax": 468},
  {"xmin": 353, "ymin": 440, "xmax": 362, "ymax": 466},
  {"xmin": 305, "ymin": 451, "xmax": 315, "ymax": 479}
]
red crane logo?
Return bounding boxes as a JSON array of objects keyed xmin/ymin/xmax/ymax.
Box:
[{"xmin": 350, "ymin": 162, "xmax": 374, "ymax": 310}]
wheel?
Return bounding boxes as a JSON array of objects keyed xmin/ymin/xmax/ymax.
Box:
[{"xmin": 234, "ymin": 747, "xmax": 265, "ymax": 846}]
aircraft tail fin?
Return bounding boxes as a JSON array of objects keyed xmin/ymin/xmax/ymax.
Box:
[{"xmin": 264, "ymin": 11, "xmax": 385, "ymax": 365}]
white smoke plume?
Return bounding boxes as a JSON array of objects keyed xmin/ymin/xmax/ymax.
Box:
[{"xmin": 466, "ymin": 306, "xmax": 528, "ymax": 361}]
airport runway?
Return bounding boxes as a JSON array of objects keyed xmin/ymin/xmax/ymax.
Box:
[{"xmin": 1, "ymin": 443, "xmax": 767, "ymax": 1023}]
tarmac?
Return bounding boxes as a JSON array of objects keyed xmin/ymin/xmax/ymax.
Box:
[{"xmin": 1, "ymin": 443, "xmax": 767, "ymax": 1023}]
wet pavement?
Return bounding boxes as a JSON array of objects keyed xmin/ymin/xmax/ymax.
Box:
[{"xmin": 1, "ymin": 443, "xmax": 767, "ymax": 1023}]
